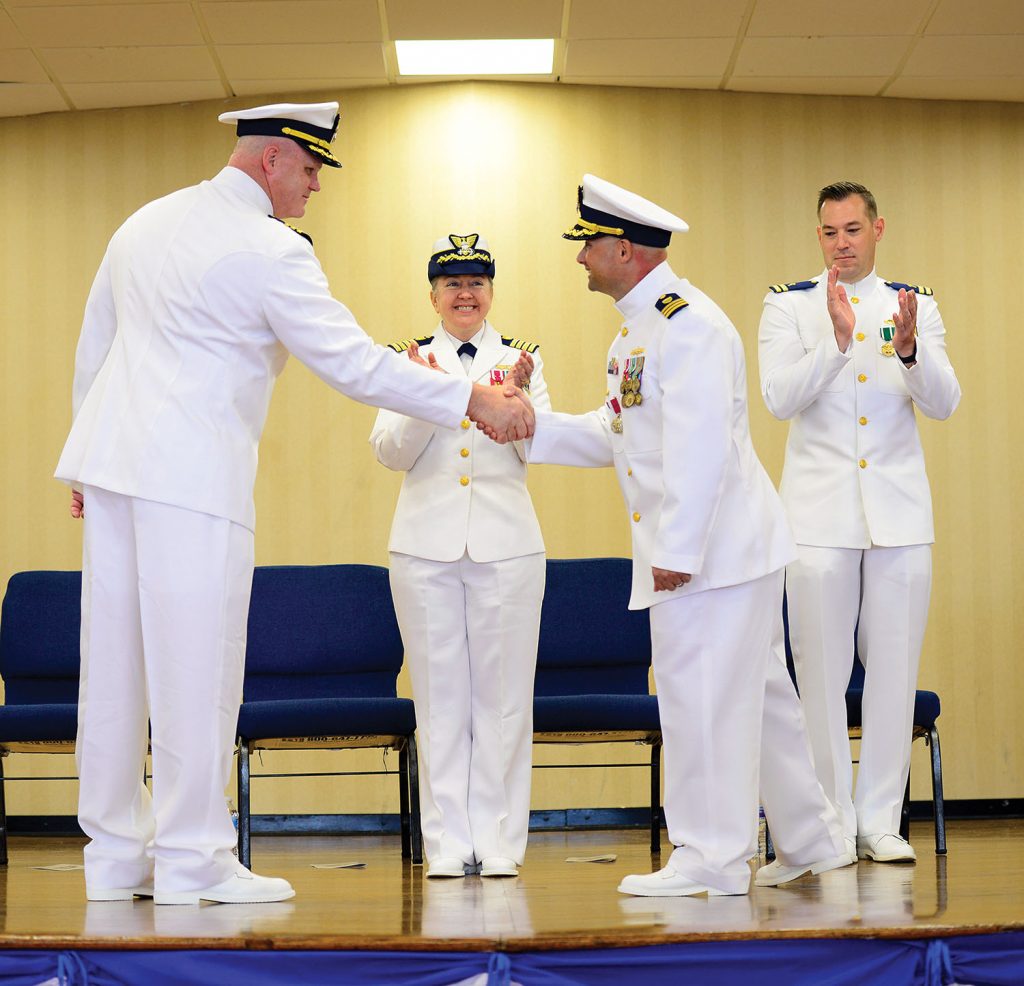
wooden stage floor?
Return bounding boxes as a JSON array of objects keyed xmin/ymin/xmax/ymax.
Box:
[{"xmin": 1, "ymin": 820, "xmax": 1021, "ymax": 953}]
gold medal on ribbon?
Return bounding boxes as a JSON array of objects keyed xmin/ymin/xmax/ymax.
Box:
[
  {"xmin": 623, "ymin": 391, "xmax": 636, "ymax": 408},
  {"xmin": 633, "ymin": 393, "xmax": 643, "ymax": 406},
  {"xmin": 611, "ymin": 415, "xmax": 623, "ymax": 434},
  {"xmin": 881, "ymin": 342, "xmax": 896, "ymax": 357}
]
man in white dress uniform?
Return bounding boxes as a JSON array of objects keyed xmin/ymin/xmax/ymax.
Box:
[
  {"xmin": 371, "ymin": 234, "xmax": 550, "ymax": 879},
  {"xmin": 525, "ymin": 175, "xmax": 849, "ymax": 896},
  {"xmin": 54, "ymin": 103, "xmax": 532, "ymax": 905},
  {"xmin": 758, "ymin": 181, "xmax": 960, "ymax": 863}
]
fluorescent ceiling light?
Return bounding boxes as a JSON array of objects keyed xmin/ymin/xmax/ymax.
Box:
[{"xmin": 395, "ymin": 39, "xmax": 554, "ymax": 76}]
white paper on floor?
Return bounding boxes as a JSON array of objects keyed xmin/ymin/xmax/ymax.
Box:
[
  {"xmin": 565, "ymin": 854, "xmax": 617, "ymax": 863},
  {"xmin": 311, "ymin": 861, "xmax": 367, "ymax": 869},
  {"xmin": 33, "ymin": 863, "xmax": 84, "ymax": 871}
]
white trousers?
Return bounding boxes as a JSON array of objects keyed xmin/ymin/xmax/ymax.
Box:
[
  {"xmin": 650, "ymin": 570, "xmax": 845, "ymax": 895},
  {"xmin": 77, "ymin": 487, "xmax": 253, "ymax": 893},
  {"xmin": 786, "ymin": 544, "xmax": 932, "ymax": 839},
  {"xmin": 389, "ymin": 551, "xmax": 545, "ymax": 865}
]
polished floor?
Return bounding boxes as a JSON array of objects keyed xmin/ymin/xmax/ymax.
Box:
[{"xmin": 0, "ymin": 820, "xmax": 1020, "ymax": 951}]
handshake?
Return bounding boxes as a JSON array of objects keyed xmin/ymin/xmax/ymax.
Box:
[{"xmin": 408, "ymin": 343, "xmax": 536, "ymax": 444}]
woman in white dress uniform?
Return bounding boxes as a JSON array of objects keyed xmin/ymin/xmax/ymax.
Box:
[{"xmin": 370, "ymin": 234, "xmax": 550, "ymax": 878}]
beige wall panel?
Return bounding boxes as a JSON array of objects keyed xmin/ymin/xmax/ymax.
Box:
[{"xmin": 1, "ymin": 82, "xmax": 1020, "ymax": 821}]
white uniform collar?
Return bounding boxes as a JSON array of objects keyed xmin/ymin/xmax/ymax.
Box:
[
  {"xmin": 443, "ymin": 324, "xmax": 487, "ymax": 351},
  {"xmin": 614, "ymin": 260, "xmax": 679, "ymax": 320},
  {"xmin": 216, "ymin": 165, "xmax": 274, "ymax": 215},
  {"xmin": 828, "ymin": 267, "xmax": 879, "ymax": 298}
]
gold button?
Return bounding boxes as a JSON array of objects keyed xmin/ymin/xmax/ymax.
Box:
[
  {"xmin": 460, "ymin": 448, "xmax": 469, "ymax": 458},
  {"xmin": 460, "ymin": 476, "xmax": 470, "ymax": 486},
  {"xmin": 461, "ymin": 419, "xmax": 471, "ymax": 430},
  {"xmin": 632, "ymin": 512, "xmax": 641, "ymax": 522},
  {"xmin": 855, "ymin": 332, "xmax": 865, "ymax": 342},
  {"xmin": 859, "ymin": 416, "xmax": 868, "ymax": 425},
  {"xmin": 857, "ymin": 373, "xmax": 867, "ymax": 383},
  {"xmin": 627, "ymin": 468, "xmax": 633, "ymax": 476},
  {"xmin": 851, "ymin": 297, "xmax": 860, "ymax": 304},
  {"xmin": 621, "ymin": 327, "xmax": 629, "ymax": 337},
  {"xmin": 859, "ymin": 459, "xmax": 867, "ymax": 469}
]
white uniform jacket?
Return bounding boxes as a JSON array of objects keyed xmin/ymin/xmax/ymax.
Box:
[
  {"xmin": 369, "ymin": 323, "xmax": 549, "ymax": 563},
  {"xmin": 55, "ymin": 166, "xmax": 472, "ymax": 531},
  {"xmin": 530, "ymin": 262, "xmax": 795, "ymax": 610},
  {"xmin": 758, "ymin": 270, "xmax": 961, "ymax": 548}
]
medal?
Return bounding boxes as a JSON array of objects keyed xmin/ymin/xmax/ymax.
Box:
[
  {"xmin": 880, "ymin": 342, "xmax": 896, "ymax": 357},
  {"xmin": 633, "ymin": 393, "xmax": 643, "ymax": 406},
  {"xmin": 623, "ymin": 391, "xmax": 636, "ymax": 408},
  {"xmin": 611, "ymin": 415, "xmax": 623, "ymax": 434}
]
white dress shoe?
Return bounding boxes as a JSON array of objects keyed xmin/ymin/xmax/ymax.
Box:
[
  {"xmin": 617, "ymin": 864, "xmax": 736, "ymax": 898},
  {"xmin": 154, "ymin": 868, "xmax": 295, "ymax": 905},
  {"xmin": 857, "ymin": 833, "xmax": 917, "ymax": 863},
  {"xmin": 480, "ymin": 856, "xmax": 518, "ymax": 877},
  {"xmin": 426, "ymin": 856, "xmax": 467, "ymax": 879},
  {"xmin": 755, "ymin": 850, "xmax": 856, "ymax": 887},
  {"xmin": 86, "ymin": 883, "xmax": 155, "ymax": 902}
]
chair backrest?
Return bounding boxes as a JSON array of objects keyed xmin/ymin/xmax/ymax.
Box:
[
  {"xmin": 243, "ymin": 564, "xmax": 405, "ymax": 701},
  {"xmin": 534, "ymin": 558, "xmax": 651, "ymax": 697},
  {"xmin": 0, "ymin": 571, "xmax": 82, "ymax": 705}
]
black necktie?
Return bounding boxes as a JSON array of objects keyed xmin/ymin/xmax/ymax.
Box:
[{"xmin": 457, "ymin": 342, "xmax": 477, "ymax": 359}]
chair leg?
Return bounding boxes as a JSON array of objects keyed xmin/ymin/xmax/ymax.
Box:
[
  {"xmin": 399, "ymin": 740, "xmax": 411, "ymax": 860},
  {"xmin": 236, "ymin": 738, "xmax": 251, "ymax": 871},
  {"xmin": 650, "ymin": 741, "xmax": 662, "ymax": 854},
  {"xmin": 407, "ymin": 733, "xmax": 423, "ymax": 865},
  {"xmin": 899, "ymin": 770, "xmax": 911, "ymax": 842},
  {"xmin": 929, "ymin": 726, "xmax": 946, "ymax": 855},
  {"xmin": 0, "ymin": 755, "xmax": 8, "ymax": 866}
]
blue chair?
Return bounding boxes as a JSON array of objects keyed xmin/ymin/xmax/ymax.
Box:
[
  {"xmin": 532, "ymin": 558, "xmax": 662, "ymax": 852},
  {"xmin": 782, "ymin": 596, "xmax": 946, "ymax": 855},
  {"xmin": 236, "ymin": 564, "xmax": 421, "ymax": 868},
  {"xmin": 0, "ymin": 571, "xmax": 82, "ymax": 865}
]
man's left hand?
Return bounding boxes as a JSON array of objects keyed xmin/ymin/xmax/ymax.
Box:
[
  {"xmin": 892, "ymin": 288, "xmax": 918, "ymax": 363},
  {"xmin": 70, "ymin": 490, "xmax": 84, "ymax": 519},
  {"xmin": 653, "ymin": 567, "xmax": 691, "ymax": 592}
]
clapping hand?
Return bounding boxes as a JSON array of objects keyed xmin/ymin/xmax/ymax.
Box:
[
  {"xmin": 510, "ymin": 351, "xmax": 534, "ymax": 390},
  {"xmin": 892, "ymin": 288, "xmax": 918, "ymax": 363},
  {"xmin": 826, "ymin": 264, "xmax": 855, "ymax": 352},
  {"xmin": 407, "ymin": 339, "xmax": 445, "ymax": 372}
]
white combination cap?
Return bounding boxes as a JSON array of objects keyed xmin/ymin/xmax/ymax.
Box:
[
  {"xmin": 564, "ymin": 174, "xmax": 688, "ymax": 247},
  {"xmin": 218, "ymin": 101, "xmax": 342, "ymax": 167}
]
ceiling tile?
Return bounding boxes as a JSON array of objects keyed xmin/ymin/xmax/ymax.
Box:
[
  {"xmin": 0, "ymin": 82, "xmax": 66, "ymax": 114},
  {"xmin": 926, "ymin": 0, "xmax": 1024, "ymax": 35},
  {"xmin": 568, "ymin": 0, "xmax": 747, "ymax": 39},
  {"xmin": 7, "ymin": 0, "xmax": 174, "ymax": 5},
  {"xmin": 0, "ymin": 48, "xmax": 50, "ymax": 82},
  {"xmin": 230, "ymin": 76, "xmax": 386, "ymax": 95},
  {"xmin": 201, "ymin": 1, "xmax": 380, "ymax": 45},
  {"xmin": 217, "ymin": 42, "xmax": 385, "ymax": 80},
  {"xmin": 566, "ymin": 38, "xmax": 734, "ymax": 78},
  {"xmin": 13, "ymin": 3, "xmax": 202, "ymax": 47},
  {"xmin": 728, "ymin": 76, "xmax": 888, "ymax": 96},
  {"xmin": 66, "ymin": 78, "xmax": 224, "ymax": 109},
  {"xmin": 904, "ymin": 36, "xmax": 1024, "ymax": 76},
  {"xmin": 0, "ymin": 9, "xmax": 25, "ymax": 47},
  {"xmin": 747, "ymin": 0, "xmax": 932, "ymax": 36},
  {"xmin": 885, "ymin": 76, "xmax": 1024, "ymax": 101},
  {"xmin": 42, "ymin": 45, "xmax": 219, "ymax": 82},
  {"xmin": 386, "ymin": 0, "xmax": 562, "ymax": 39},
  {"xmin": 733, "ymin": 36, "xmax": 910, "ymax": 77}
]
